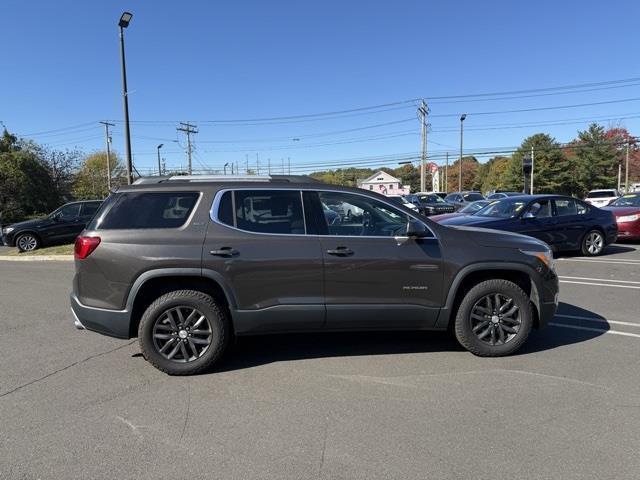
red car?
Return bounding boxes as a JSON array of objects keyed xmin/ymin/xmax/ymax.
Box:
[{"xmin": 602, "ymin": 193, "xmax": 640, "ymax": 241}]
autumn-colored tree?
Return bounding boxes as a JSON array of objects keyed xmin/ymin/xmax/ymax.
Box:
[{"xmin": 445, "ymin": 156, "xmax": 479, "ymax": 191}]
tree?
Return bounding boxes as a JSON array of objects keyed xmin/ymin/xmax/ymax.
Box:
[
  {"xmin": 502, "ymin": 133, "xmax": 574, "ymax": 195},
  {"xmin": 0, "ymin": 130, "xmax": 59, "ymax": 223},
  {"xmin": 569, "ymin": 124, "xmax": 619, "ymax": 195},
  {"xmin": 73, "ymin": 151, "xmax": 125, "ymax": 199},
  {"xmin": 446, "ymin": 156, "xmax": 479, "ymax": 191},
  {"xmin": 474, "ymin": 156, "xmax": 512, "ymax": 193}
]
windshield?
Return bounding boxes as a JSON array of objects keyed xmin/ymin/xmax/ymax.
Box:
[
  {"xmin": 463, "ymin": 193, "xmax": 485, "ymax": 202},
  {"xmin": 586, "ymin": 190, "xmax": 617, "ymax": 198},
  {"xmin": 418, "ymin": 194, "xmax": 445, "ymax": 204},
  {"xmin": 460, "ymin": 200, "xmax": 490, "ymax": 213},
  {"xmin": 475, "ymin": 198, "xmax": 527, "ymax": 218},
  {"xmin": 610, "ymin": 194, "xmax": 640, "ymax": 207}
]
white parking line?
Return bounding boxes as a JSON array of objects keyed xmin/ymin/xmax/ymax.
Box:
[
  {"xmin": 559, "ymin": 280, "xmax": 640, "ymax": 289},
  {"xmin": 557, "ymin": 258, "xmax": 640, "ymax": 265},
  {"xmin": 555, "ymin": 314, "xmax": 640, "ymax": 328},
  {"xmin": 549, "ymin": 322, "xmax": 640, "ymax": 339},
  {"xmin": 558, "ymin": 276, "xmax": 640, "ymax": 285}
]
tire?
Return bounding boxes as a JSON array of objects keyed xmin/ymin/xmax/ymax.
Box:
[
  {"xmin": 581, "ymin": 229, "xmax": 605, "ymax": 256},
  {"xmin": 138, "ymin": 289, "xmax": 230, "ymax": 375},
  {"xmin": 16, "ymin": 233, "xmax": 40, "ymax": 252},
  {"xmin": 454, "ymin": 279, "xmax": 533, "ymax": 357}
]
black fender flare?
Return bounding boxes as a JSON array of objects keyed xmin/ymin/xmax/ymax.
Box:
[{"xmin": 436, "ymin": 262, "xmax": 542, "ymax": 329}]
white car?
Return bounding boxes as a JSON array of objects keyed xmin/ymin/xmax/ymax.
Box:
[
  {"xmin": 387, "ymin": 194, "xmax": 419, "ymax": 211},
  {"xmin": 584, "ymin": 189, "xmax": 619, "ymax": 207}
]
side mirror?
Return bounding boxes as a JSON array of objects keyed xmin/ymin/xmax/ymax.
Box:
[
  {"xmin": 522, "ymin": 211, "xmax": 536, "ymax": 219},
  {"xmin": 406, "ymin": 219, "xmax": 429, "ymax": 238}
]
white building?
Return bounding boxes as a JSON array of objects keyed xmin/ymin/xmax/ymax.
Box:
[{"xmin": 357, "ymin": 171, "xmax": 411, "ymax": 196}]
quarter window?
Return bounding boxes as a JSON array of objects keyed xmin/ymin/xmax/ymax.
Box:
[
  {"xmin": 317, "ymin": 191, "xmax": 412, "ymax": 237},
  {"xmin": 97, "ymin": 192, "xmax": 199, "ymax": 229}
]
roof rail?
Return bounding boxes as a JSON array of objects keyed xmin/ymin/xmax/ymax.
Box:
[
  {"xmin": 168, "ymin": 175, "xmax": 272, "ymax": 182},
  {"xmin": 131, "ymin": 174, "xmax": 322, "ymax": 185}
]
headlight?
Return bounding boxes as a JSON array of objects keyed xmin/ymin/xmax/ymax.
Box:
[
  {"xmin": 520, "ymin": 248, "xmax": 555, "ymax": 270},
  {"xmin": 2, "ymin": 227, "xmax": 14, "ymax": 235},
  {"xmin": 617, "ymin": 214, "xmax": 639, "ymax": 223}
]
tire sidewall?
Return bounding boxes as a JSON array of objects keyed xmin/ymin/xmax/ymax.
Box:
[
  {"xmin": 455, "ymin": 280, "xmax": 533, "ymax": 356},
  {"xmin": 139, "ymin": 291, "xmax": 227, "ymax": 375}
]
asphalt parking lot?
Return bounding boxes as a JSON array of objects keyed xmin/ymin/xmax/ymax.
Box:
[{"xmin": 1, "ymin": 245, "xmax": 639, "ymax": 480}]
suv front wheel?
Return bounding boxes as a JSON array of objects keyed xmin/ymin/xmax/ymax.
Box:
[
  {"xmin": 138, "ymin": 290, "xmax": 230, "ymax": 375},
  {"xmin": 454, "ymin": 279, "xmax": 533, "ymax": 357}
]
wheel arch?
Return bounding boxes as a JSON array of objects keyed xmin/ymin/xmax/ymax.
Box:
[
  {"xmin": 127, "ymin": 268, "xmax": 237, "ymax": 338},
  {"xmin": 15, "ymin": 230, "xmax": 42, "ymax": 245},
  {"xmin": 437, "ymin": 263, "xmax": 541, "ymax": 330}
]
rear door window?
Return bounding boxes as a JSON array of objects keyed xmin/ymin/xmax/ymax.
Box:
[
  {"xmin": 97, "ymin": 192, "xmax": 199, "ymax": 229},
  {"xmin": 554, "ymin": 198, "xmax": 579, "ymax": 216},
  {"xmin": 80, "ymin": 202, "xmax": 102, "ymax": 218},
  {"xmin": 227, "ymin": 190, "xmax": 305, "ymax": 235}
]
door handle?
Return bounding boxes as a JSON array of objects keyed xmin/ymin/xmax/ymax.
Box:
[
  {"xmin": 326, "ymin": 246, "xmax": 354, "ymax": 256},
  {"xmin": 210, "ymin": 247, "xmax": 239, "ymax": 257}
]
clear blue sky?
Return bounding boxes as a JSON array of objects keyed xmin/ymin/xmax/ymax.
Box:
[{"xmin": 2, "ymin": 0, "xmax": 639, "ymax": 174}]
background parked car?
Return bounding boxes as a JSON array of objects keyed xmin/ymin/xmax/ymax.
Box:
[
  {"xmin": 1, "ymin": 200, "xmax": 103, "ymax": 252},
  {"xmin": 486, "ymin": 191, "xmax": 522, "ymax": 200},
  {"xmin": 602, "ymin": 193, "xmax": 640, "ymax": 241},
  {"xmin": 584, "ymin": 189, "xmax": 619, "ymax": 207},
  {"xmin": 437, "ymin": 195, "xmax": 618, "ymax": 256},
  {"xmin": 416, "ymin": 193, "xmax": 456, "ymax": 216},
  {"xmin": 444, "ymin": 191, "xmax": 486, "ymax": 211},
  {"xmin": 387, "ymin": 194, "xmax": 419, "ymax": 212},
  {"xmin": 430, "ymin": 199, "xmax": 492, "ymax": 222}
]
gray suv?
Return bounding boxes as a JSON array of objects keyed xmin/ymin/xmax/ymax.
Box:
[{"xmin": 71, "ymin": 175, "xmax": 559, "ymax": 375}]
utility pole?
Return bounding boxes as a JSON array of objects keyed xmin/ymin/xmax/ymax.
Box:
[
  {"xmin": 530, "ymin": 145, "xmax": 535, "ymax": 194},
  {"xmin": 418, "ymin": 100, "xmax": 428, "ymax": 192},
  {"xmin": 176, "ymin": 122, "xmax": 198, "ymax": 174},
  {"xmin": 268, "ymin": 158, "xmax": 271, "ymax": 174},
  {"xmin": 445, "ymin": 152, "xmax": 449, "ymax": 193},
  {"xmin": 256, "ymin": 153, "xmax": 260, "ymax": 175},
  {"xmin": 625, "ymin": 141, "xmax": 630, "ymax": 193},
  {"xmin": 99, "ymin": 121, "xmax": 115, "ymax": 191},
  {"xmin": 287, "ymin": 157, "xmax": 291, "ymax": 175},
  {"xmin": 245, "ymin": 154, "xmax": 249, "ymax": 175},
  {"xmin": 459, "ymin": 114, "xmax": 466, "ymax": 192}
]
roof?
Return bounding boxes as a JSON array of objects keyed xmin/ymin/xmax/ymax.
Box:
[{"xmin": 358, "ymin": 170, "xmax": 402, "ymax": 184}]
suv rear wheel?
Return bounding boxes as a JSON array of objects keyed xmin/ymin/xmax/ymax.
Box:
[
  {"xmin": 454, "ymin": 279, "xmax": 533, "ymax": 357},
  {"xmin": 138, "ymin": 290, "xmax": 230, "ymax": 375},
  {"xmin": 16, "ymin": 233, "xmax": 40, "ymax": 252}
]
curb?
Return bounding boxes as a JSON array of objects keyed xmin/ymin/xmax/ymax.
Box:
[{"xmin": 0, "ymin": 255, "xmax": 73, "ymax": 262}]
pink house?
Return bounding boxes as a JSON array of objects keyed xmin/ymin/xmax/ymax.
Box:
[{"xmin": 357, "ymin": 171, "xmax": 410, "ymax": 196}]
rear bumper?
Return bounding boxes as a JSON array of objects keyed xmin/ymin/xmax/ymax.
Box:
[{"xmin": 70, "ymin": 293, "xmax": 132, "ymax": 339}]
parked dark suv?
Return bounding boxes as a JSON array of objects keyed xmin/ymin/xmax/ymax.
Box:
[
  {"xmin": 71, "ymin": 176, "xmax": 558, "ymax": 375},
  {"xmin": 2, "ymin": 200, "xmax": 103, "ymax": 251}
]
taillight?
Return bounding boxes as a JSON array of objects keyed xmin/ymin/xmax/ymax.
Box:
[{"xmin": 75, "ymin": 236, "xmax": 101, "ymax": 259}]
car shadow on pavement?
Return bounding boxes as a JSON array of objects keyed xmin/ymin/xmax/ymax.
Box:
[
  {"xmin": 555, "ymin": 244, "xmax": 637, "ymax": 258},
  {"xmin": 518, "ymin": 302, "xmax": 609, "ymax": 355},
  {"xmin": 203, "ymin": 302, "xmax": 606, "ymax": 374}
]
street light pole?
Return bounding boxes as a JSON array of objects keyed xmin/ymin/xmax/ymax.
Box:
[
  {"xmin": 224, "ymin": 162, "xmax": 229, "ymax": 175},
  {"xmin": 118, "ymin": 12, "xmax": 134, "ymax": 184},
  {"xmin": 459, "ymin": 114, "xmax": 466, "ymax": 191},
  {"xmin": 156, "ymin": 144, "xmax": 163, "ymax": 176}
]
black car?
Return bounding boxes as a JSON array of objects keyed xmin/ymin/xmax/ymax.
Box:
[
  {"xmin": 416, "ymin": 193, "xmax": 456, "ymax": 216},
  {"xmin": 438, "ymin": 195, "xmax": 618, "ymax": 256},
  {"xmin": 444, "ymin": 191, "xmax": 486, "ymax": 211},
  {"xmin": 2, "ymin": 200, "xmax": 103, "ymax": 251}
]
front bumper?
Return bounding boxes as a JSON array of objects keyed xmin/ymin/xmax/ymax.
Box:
[
  {"xmin": 1, "ymin": 234, "xmax": 15, "ymax": 247},
  {"xmin": 615, "ymin": 220, "xmax": 640, "ymax": 240},
  {"xmin": 70, "ymin": 293, "xmax": 132, "ymax": 339}
]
